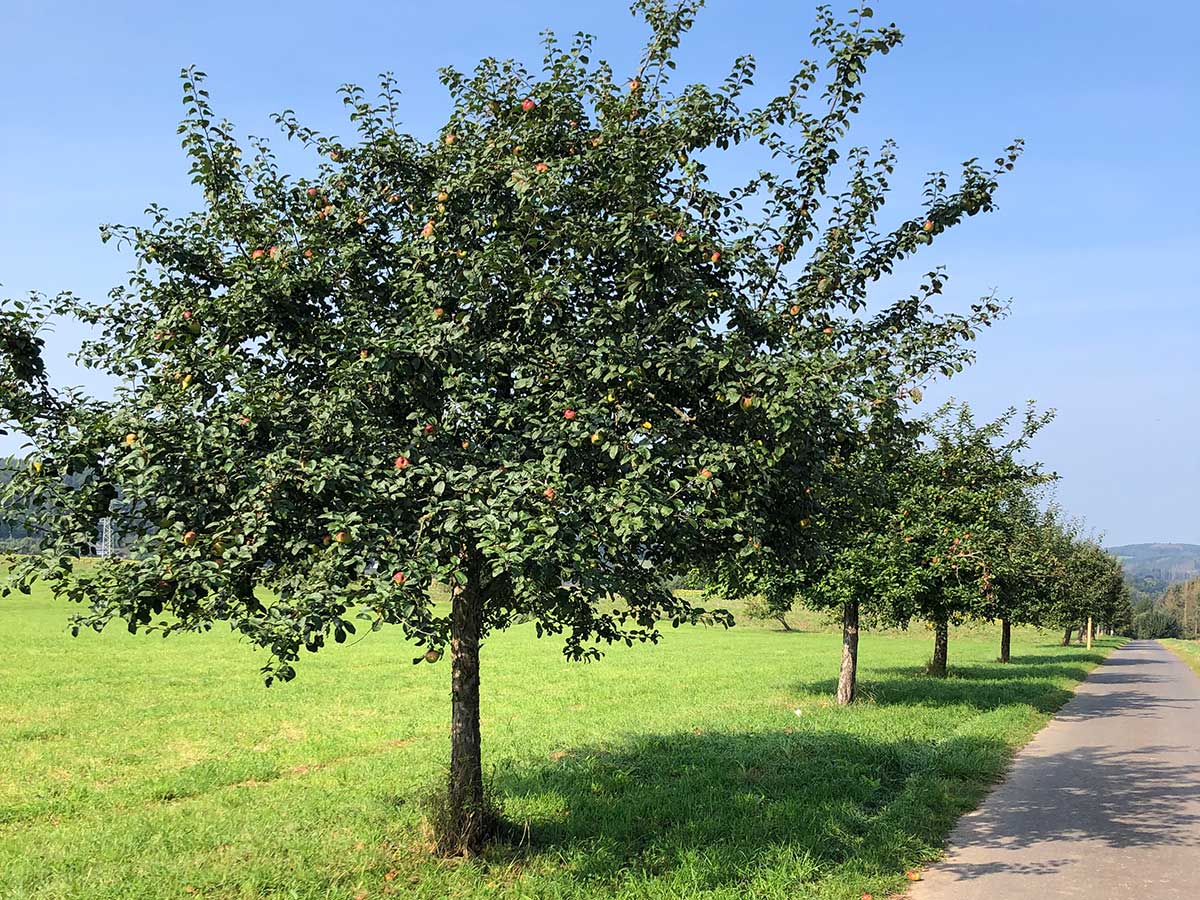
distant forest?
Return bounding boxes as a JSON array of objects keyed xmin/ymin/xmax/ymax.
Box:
[{"xmin": 1109, "ymin": 543, "xmax": 1200, "ymax": 596}]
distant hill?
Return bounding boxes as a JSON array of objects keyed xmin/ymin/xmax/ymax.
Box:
[{"xmin": 1109, "ymin": 543, "xmax": 1200, "ymax": 595}]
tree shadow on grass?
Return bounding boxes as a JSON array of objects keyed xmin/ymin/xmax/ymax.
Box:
[
  {"xmin": 796, "ymin": 670, "xmax": 1085, "ymax": 715},
  {"xmin": 491, "ymin": 729, "xmax": 1012, "ymax": 891}
]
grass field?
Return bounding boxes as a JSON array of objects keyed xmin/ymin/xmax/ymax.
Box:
[
  {"xmin": 1161, "ymin": 638, "xmax": 1200, "ymax": 677},
  {"xmin": 0, "ymin": 585, "xmax": 1117, "ymax": 900}
]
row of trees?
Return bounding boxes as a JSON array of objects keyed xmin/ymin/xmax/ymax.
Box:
[
  {"xmin": 737, "ymin": 401, "xmax": 1131, "ymax": 702},
  {"xmin": 0, "ymin": 1, "xmax": 1132, "ymax": 853}
]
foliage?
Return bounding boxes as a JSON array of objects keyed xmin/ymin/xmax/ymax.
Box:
[
  {"xmin": 1, "ymin": 1, "xmax": 1017, "ymax": 681},
  {"xmin": 1132, "ymin": 608, "xmax": 1182, "ymax": 640},
  {"xmin": 741, "ymin": 593, "xmax": 796, "ymax": 630},
  {"xmin": 1161, "ymin": 576, "xmax": 1200, "ymax": 639},
  {"xmin": 1044, "ymin": 536, "xmax": 1130, "ymax": 635},
  {"xmin": 0, "ymin": 298, "xmax": 56, "ymax": 438}
]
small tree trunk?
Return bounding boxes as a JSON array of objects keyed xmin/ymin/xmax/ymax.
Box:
[
  {"xmin": 444, "ymin": 562, "xmax": 487, "ymax": 855},
  {"xmin": 836, "ymin": 598, "xmax": 860, "ymax": 705},
  {"xmin": 1000, "ymin": 618, "xmax": 1012, "ymax": 663},
  {"xmin": 1062, "ymin": 625, "xmax": 1074, "ymax": 646},
  {"xmin": 775, "ymin": 613, "xmax": 794, "ymax": 632},
  {"xmin": 1086, "ymin": 616, "xmax": 1093, "ymax": 649},
  {"xmin": 931, "ymin": 618, "xmax": 949, "ymax": 677}
]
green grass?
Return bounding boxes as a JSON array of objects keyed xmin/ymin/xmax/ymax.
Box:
[
  {"xmin": 0, "ymin": 585, "xmax": 1117, "ymax": 900},
  {"xmin": 1160, "ymin": 638, "xmax": 1200, "ymax": 677}
]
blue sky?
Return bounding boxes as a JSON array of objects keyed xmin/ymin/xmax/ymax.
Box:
[{"xmin": 1, "ymin": 0, "xmax": 1196, "ymax": 545}]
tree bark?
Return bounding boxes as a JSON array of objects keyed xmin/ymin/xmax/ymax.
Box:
[
  {"xmin": 445, "ymin": 559, "xmax": 487, "ymax": 855},
  {"xmin": 1086, "ymin": 616, "xmax": 1094, "ymax": 650},
  {"xmin": 1062, "ymin": 625, "xmax": 1073, "ymax": 646},
  {"xmin": 1000, "ymin": 618, "xmax": 1012, "ymax": 663},
  {"xmin": 836, "ymin": 598, "xmax": 860, "ymax": 705},
  {"xmin": 931, "ymin": 618, "xmax": 949, "ymax": 677}
]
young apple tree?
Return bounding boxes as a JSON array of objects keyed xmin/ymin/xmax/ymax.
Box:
[
  {"xmin": 889, "ymin": 403, "xmax": 1054, "ymax": 676},
  {"xmin": 0, "ymin": 1, "xmax": 1017, "ymax": 851}
]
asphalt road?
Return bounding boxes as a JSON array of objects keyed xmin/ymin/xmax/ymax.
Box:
[{"xmin": 909, "ymin": 640, "xmax": 1200, "ymax": 900}]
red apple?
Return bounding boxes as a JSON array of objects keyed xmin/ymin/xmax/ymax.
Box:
[
  {"xmin": 181, "ymin": 309, "xmax": 193, "ymax": 320},
  {"xmin": 628, "ymin": 78, "xmax": 641, "ymax": 92},
  {"xmin": 699, "ymin": 467, "xmax": 713, "ymax": 479},
  {"xmin": 709, "ymin": 251, "xmax": 721, "ymax": 263},
  {"xmin": 307, "ymin": 187, "xmax": 318, "ymax": 197},
  {"xmin": 673, "ymin": 229, "xmax": 685, "ymax": 243},
  {"xmin": 922, "ymin": 220, "xmax": 934, "ymax": 233},
  {"xmin": 543, "ymin": 487, "xmax": 556, "ymax": 500},
  {"xmin": 563, "ymin": 409, "xmax": 576, "ymax": 420},
  {"xmin": 422, "ymin": 221, "xmax": 435, "ymax": 238},
  {"xmin": 251, "ymin": 249, "xmax": 265, "ymax": 260},
  {"xmin": 333, "ymin": 530, "xmax": 349, "ymax": 544},
  {"xmin": 394, "ymin": 455, "xmax": 410, "ymax": 470},
  {"xmin": 444, "ymin": 133, "xmax": 457, "ymax": 145},
  {"xmin": 521, "ymin": 97, "xmax": 536, "ymax": 112},
  {"xmin": 432, "ymin": 306, "xmax": 445, "ymax": 319},
  {"xmin": 182, "ymin": 530, "xmax": 197, "ymax": 546},
  {"xmin": 535, "ymin": 162, "xmax": 549, "ymax": 173},
  {"xmin": 304, "ymin": 249, "xmax": 313, "ymax": 259},
  {"xmin": 392, "ymin": 571, "xmax": 406, "ymax": 585}
]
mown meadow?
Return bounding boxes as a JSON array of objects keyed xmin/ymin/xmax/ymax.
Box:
[{"xmin": 0, "ymin": 583, "xmax": 1119, "ymax": 900}]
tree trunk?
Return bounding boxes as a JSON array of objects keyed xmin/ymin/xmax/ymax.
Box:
[
  {"xmin": 836, "ymin": 598, "xmax": 860, "ymax": 705},
  {"xmin": 1000, "ymin": 618, "xmax": 1011, "ymax": 663},
  {"xmin": 1062, "ymin": 625, "xmax": 1073, "ymax": 646},
  {"xmin": 931, "ymin": 618, "xmax": 949, "ymax": 677},
  {"xmin": 444, "ymin": 561, "xmax": 487, "ymax": 855},
  {"xmin": 1086, "ymin": 616, "xmax": 1093, "ymax": 650}
]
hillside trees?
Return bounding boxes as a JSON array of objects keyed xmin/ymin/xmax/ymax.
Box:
[
  {"xmin": 0, "ymin": 2, "xmax": 1024, "ymax": 852},
  {"xmin": 1162, "ymin": 578, "xmax": 1200, "ymax": 639}
]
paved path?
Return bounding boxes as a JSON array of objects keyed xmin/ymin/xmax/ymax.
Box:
[{"xmin": 909, "ymin": 640, "xmax": 1200, "ymax": 900}]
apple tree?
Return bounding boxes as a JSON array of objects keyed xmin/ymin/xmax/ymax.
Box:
[
  {"xmin": 902, "ymin": 403, "xmax": 1054, "ymax": 674},
  {"xmin": 0, "ymin": 1, "xmax": 1016, "ymax": 850}
]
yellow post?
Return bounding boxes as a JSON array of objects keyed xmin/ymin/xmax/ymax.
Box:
[{"xmin": 1086, "ymin": 616, "xmax": 1093, "ymax": 650}]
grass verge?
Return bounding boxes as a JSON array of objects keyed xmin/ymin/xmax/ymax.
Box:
[{"xmin": 1160, "ymin": 638, "xmax": 1200, "ymax": 677}]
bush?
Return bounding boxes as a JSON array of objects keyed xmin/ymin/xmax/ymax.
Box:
[
  {"xmin": 743, "ymin": 596, "xmax": 795, "ymax": 631},
  {"xmin": 1133, "ymin": 609, "xmax": 1182, "ymax": 640}
]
